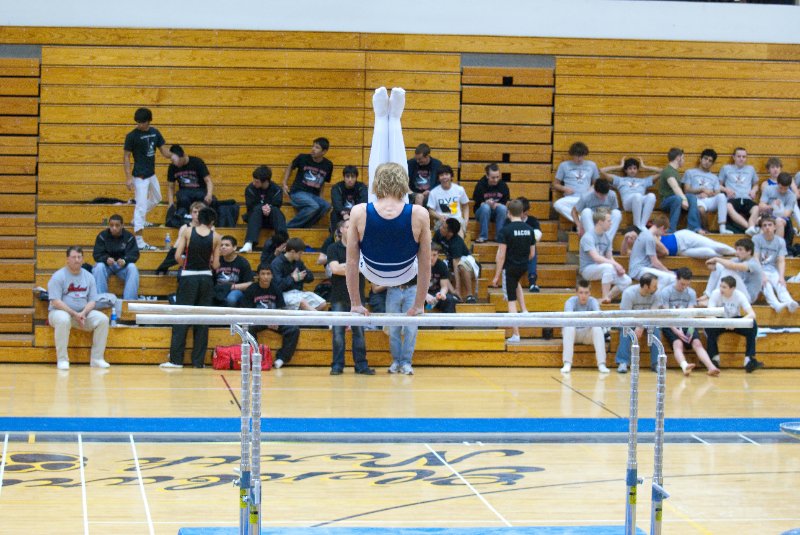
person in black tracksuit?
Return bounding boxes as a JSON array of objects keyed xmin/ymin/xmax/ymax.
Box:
[
  {"xmin": 330, "ymin": 165, "xmax": 368, "ymax": 232},
  {"xmin": 240, "ymin": 165, "xmax": 287, "ymax": 253},
  {"xmin": 92, "ymin": 214, "xmax": 140, "ymax": 300}
]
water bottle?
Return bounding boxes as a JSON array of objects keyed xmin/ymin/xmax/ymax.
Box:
[
  {"xmin": 110, "ymin": 308, "xmax": 117, "ymax": 327},
  {"xmin": 165, "ymin": 232, "xmax": 171, "ymax": 249}
]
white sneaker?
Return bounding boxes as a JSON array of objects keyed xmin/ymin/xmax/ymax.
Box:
[
  {"xmin": 159, "ymin": 361, "xmax": 183, "ymax": 369},
  {"xmin": 400, "ymin": 364, "xmax": 414, "ymax": 375},
  {"xmin": 560, "ymin": 363, "xmax": 571, "ymax": 374},
  {"xmin": 138, "ymin": 242, "xmax": 158, "ymax": 251},
  {"xmin": 506, "ymin": 334, "xmax": 521, "ymax": 344},
  {"xmin": 719, "ymin": 228, "xmax": 734, "ymax": 235},
  {"xmin": 239, "ymin": 242, "xmax": 253, "ymax": 253},
  {"xmin": 388, "ymin": 362, "xmax": 400, "ymax": 374},
  {"xmin": 91, "ymin": 359, "xmax": 111, "ymax": 368},
  {"xmin": 745, "ymin": 226, "xmax": 759, "ymax": 236},
  {"xmin": 789, "ymin": 274, "xmax": 800, "ymax": 283},
  {"xmin": 274, "ymin": 358, "xmax": 284, "ymax": 369},
  {"xmin": 617, "ymin": 363, "xmax": 628, "ymax": 374},
  {"xmin": 598, "ymin": 364, "xmax": 610, "ymax": 374},
  {"xmin": 57, "ymin": 360, "xmax": 69, "ymax": 370}
]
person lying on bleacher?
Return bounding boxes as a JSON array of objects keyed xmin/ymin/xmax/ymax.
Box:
[
  {"xmin": 270, "ymin": 237, "xmax": 326, "ymax": 311},
  {"xmin": 92, "ymin": 214, "xmax": 140, "ymax": 301},
  {"xmin": 719, "ymin": 147, "xmax": 760, "ymax": 235},
  {"xmin": 600, "ymin": 157, "xmax": 659, "ymax": 232},
  {"xmin": 240, "ymin": 165, "xmax": 287, "ymax": 253},
  {"xmin": 682, "ymin": 148, "xmax": 733, "ymax": 234},
  {"xmin": 658, "ymin": 147, "xmax": 702, "ymax": 234},
  {"xmin": 435, "ymin": 218, "xmax": 478, "ymax": 304},
  {"xmin": 578, "ymin": 207, "xmax": 631, "ymax": 303},
  {"xmin": 472, "ymin": 162, "xmax": 510, "ymax": 243},
  {"xmin": 560, "ymin": 278, "xmax": 609, "ymax": 375},
  {"xmin": 213, "ymin": 235, "xmax": 253, "ymax": 308},
  {"xmin": 705, "ymin": 276, "xmax": 763, "ymax": 373},
  {"xmin": 427, "ymin": 165, "xmax": 469, "ymax": 238},
  {"xmin": 572, "ymin": 178, "xmax": 621, "ymax": 241},
  {"xmin": 282, "ymin": 137, "xmax": 333, "ymax": 229},
  {"xmin": 330, "ymin": 165, "xmax": 368, "ymax": 232},
  {"xmin": 615, "ymin": 273, "xmax": 661, "ymax": 374},
  {"xmin": 407, "ymin": 143, "xmax": 442, "ymax": 206},
  {"xmin": 426, "ymin": 242, "xmax": 459, "ymax": 314},
  {"xmin": 759, "ymin": 172, "xmax": 796, "ymax": 247},
  {"xmin": 699, "ymin": 238, "xmax": 762, "ymax": 307},
  {"xmin": 622, "ymin": 226, "xmax": 735, "ymax": 260},
  {"xmin": 552, "ymin": 141, "xmax": 598, "ymax": 224},
  {"xmin": 752, "ymin": 216, "xmax": 798, "ymax": 313},
  {"xmin": 167, "ymin": 144, "xmax": 215, "ymax": 214},
  {"xmin": 657, "ymin": 267, "xmax": 720, "ymax": 377},
  {"xmin": 242, "ymin": 263, "xmax": 299, "ymax": 370},
  {"xmin": 627, "ymin": 214, "xmax": 676, "ymax": 289},
  {"xmin": 518, "ymin": 197, "xmax": 542, "ymax": 293}
]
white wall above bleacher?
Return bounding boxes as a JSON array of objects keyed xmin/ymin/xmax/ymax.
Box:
[{"xmin": 3, "ymin": 0, "xmax": 800, "ymax": 45}]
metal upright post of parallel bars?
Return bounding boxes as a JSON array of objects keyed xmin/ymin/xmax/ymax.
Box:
[
  {"xmin": 231, "ymin": 324, "xmax": 262, "ymax": 535},
  {"xmin": 624, "ymin": 327, "xmax": 642, "ymax": 535},
  {"xmin": 648, "ymin": 328, "xmax": 670, "ymax": 535}
]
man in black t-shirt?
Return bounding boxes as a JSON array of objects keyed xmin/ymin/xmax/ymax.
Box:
[
  {"xmin": 214, "ymin": 235, "xmax": 254, "ymax": 307},
  {"xmin": 326, "ymin": 220, "xmax": 375, "ymax": 375},
  {"xmin": 519, "ymin": 197, "xmax": 543, "ymax": 292},
  {"xmin": 407, "ymin": 143, "xmax": 442, "ymax": 205},
  {"xmin": 241, "ymin": 165, "xmax": 287, "ymax": 253},
  {"xmin": 167, "ymin": 144, "xmax": 214, "ymax": 213},
  {"xmin": 123, "ymin": 107, "xmax": 178, "ymax": 251},
  {"xmin": 435, "ymin": 218, "xmax": 479, "ymax": 303},
  {"xmin": 330, "ymin": 165, "xmax": 368, "ymax": 232},
  {"xmin": 242, "ymin": 263, "xmax": 300, "ymax": 369},
  {"xmin": 426, "ymin": 242, "xmax": 459, "ymax": 314},
  {"xmin": 491, "ymin": 199, "xmax": 535, "ymax": 343},
  {"xmin": 282, "ymin": 137, "xmax": 333, "ymax": 229}
]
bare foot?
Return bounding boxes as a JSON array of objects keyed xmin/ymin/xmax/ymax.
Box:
[
  {"xmin": 707, "ymin": 367, "xmax": 720, "ymax": 377},
  {"xmin": 683, "ymin": 363, "xmax": 696, "ymax": 376}
]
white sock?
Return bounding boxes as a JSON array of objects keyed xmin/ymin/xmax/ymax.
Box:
[
  {"xmin": 719, "ymin": 224, "xmax": 726, "ymax": 232},
  {"xmin": 744, "ymin": 356, "xmax": 751, "ymax": 366},
  {"xmin": 680, "ymin": 361, "xmax": 689, "ymax": 372}
]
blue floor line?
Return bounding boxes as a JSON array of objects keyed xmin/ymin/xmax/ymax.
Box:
[
  {"xmin": 177, "ymin": 528, "xmax": 647, "ymax": 534},
  {"xmin": 0, "ymin": 417, "xmax": 794, "ymax": 434}
]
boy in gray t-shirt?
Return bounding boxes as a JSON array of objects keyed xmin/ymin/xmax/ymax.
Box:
[
  {"xmin": 627, "ymin": 215, "xmax": 676, "ymax": 289},
  {"xmin": 47, "ymin": 246, "xmax": 110, "ymax": 370},
  {"xmin": 702, "ymin": 237, "xmax": 763, "ymax": 304},
  {"xmin": 753, "ymin": 217, "xmax": 798, "ymax": 312},
  {"xmin": 615, "ymin": 274, "xmax": 661, "ymax": 374},
  {"xmin": 578, "ymin": 208, "xmax": 631, "ymax": 302},
  {"xmin": 573, "ymin": 178, "xmax": 621, "ymax": 241},
  {"xmin": 552, "ymin": 141, "xmax": 599, "ymax": 223},
  {"xmin": 561, "ymin": 279, "xmax": 608, "ymax": 374},
  {"xmin": 759, "ymin": 172, "xmax": 797, "ymax": 240},
  {"xmin": 719, "ymin": 148, "xmax": 760, "ymax": 234}
]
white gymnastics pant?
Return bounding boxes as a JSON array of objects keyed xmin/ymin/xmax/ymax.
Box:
[
  {"xmin": 580, "ymin": 208, "xmax": 621, "ymax": 242},
  {"xmin": 554, "ymin": 195, "xmax": 580, "ymax": 222},
  {"xmin": 580, "ymin": 263, "xmax": 632, "ymax": 289},
  {"xmin": 762, "ymin": 268, "xmax": 797, "ymax": 311},
  {"xmin": 621, "ymin": 192, "xmax": 656, "ymax": 230},
  {"xmin": 368, "ymin": 87, "xmax": 408, "ymax": 204},
  {"xmin": 133, "ymin": 174, "xmax": 162, "ymax": 232},
  {"xmin": 696, "ymin": 193, "xmax": 728, "ymax": 224},
  {"xmin": 562, "ymin": 326, "xmax": 606, "ymax": 365},
  {"xmin": 674, "ymin": 229, "xmax": 735, "ymax": 259}
]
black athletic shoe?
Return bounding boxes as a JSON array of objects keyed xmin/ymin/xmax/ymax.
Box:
[
  {"xmin": 745, "ymin": 358, "xmax": 764, "ymax": 373},
  {"xmin": 330, "ymin": 368, "xmax": 343, "ymax": 375},
  {"xmin": 466, "ymin": 295, "xmax": 477, "ymax": 304},
  {"xmin": 355, "ymin": 367, "xmax": 376, "ymax": 375},
  {"xmin": 528, "ymin": 285, "xmax": 541, "ymax": 293},
  {"xmin": 711, "ymin": 355, "xmax": 722, "ymax": 369}
]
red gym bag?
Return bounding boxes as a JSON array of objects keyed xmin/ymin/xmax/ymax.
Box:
[{"xmin": 212, "ymin": 344, "xmax": 273, "ymax": 371}]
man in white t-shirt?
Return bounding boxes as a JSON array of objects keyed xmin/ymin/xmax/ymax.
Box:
[
  {"xmin": 552, "ymin": 141, "xmax": 599, "ymax": 223},
  {"xmin": 705, "ymin": 275, "xmax": 762, "ymax": 372},
  {"xmin": 427, "ymin": 164, "xmax": 469, "ymax": 237},
  {"xmin": 560, "ymin": 278, "xmax": 609, "ymax": 374}
]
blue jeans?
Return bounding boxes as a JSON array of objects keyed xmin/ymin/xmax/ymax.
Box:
[
  {"xmin": 475, "ymin": 203, "xmax": 508, "ymax": 241},
  {"xmin": 615, "ymin": 328, "xmax": 661, "ymax": 369},
  {"xmin": 386, "ymin": 285, "xmax": 418, "ymax": 366},
  {"xmin": 93, "ymin": 262, "xmax": 139, "ymax": 300},
  {"xmin": 331, "ymin": 301, "xmax": 368, "ymax": 371},
  {"xmin": 225, "ymin": 289, "xmax": 244, "ymax": 307},
  {"xmin": 288, "ymin": 191, "xmax": 331, "ymax": 228},
  {"xmin": 660, "ymin": 194, "xmax": 700, "ymax": 233}
]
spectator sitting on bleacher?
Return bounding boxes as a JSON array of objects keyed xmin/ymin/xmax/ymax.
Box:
[
  {"xmin": 600, "ymin": 157, "xmax": 659, "ymax": 232},
  {"xmin": 427, "ymin": 165, "xmax": 469, "ymax": 237},
  {"xmin": 282, "ymin": 137, "xmax": 333, "ymax": 229},
  {"xmin": 213, "ymin": 235, "xmax": 253, "ymax": 307},
  {"xmin": 242, "ymin": 263, "xmax": 299, "ymax": 370},
  {"xmin": 759, "ymin": 172, "xmax": 796, "ymax": 246},
  {"xmin": 683, "ymin": 148, "xmax": 732, "ymax": 234},
  {"xmin": 552, "ymin": 141, "xmax": 599, "ymax": 223},
  {"xmin": 167, "ymin": 144, "xmax": 214, "ymax": 215},
  {"xmin": 560, "ymin": 278, "xmax": 609, "ymax": 374},
  {"xmin": 720, "ymin": 147, "xmax": 760, "ymax": 235},
  {"xmin": 472, "ymin": 163, "xmax": 510, "ymax": 243},
  {"xmin": 407, "ymin": 143, "xmax": 441, "ymax": 206},
  {"xmin": 765, "ymin": 158, "xmax": 800, "ymax": 234},
  {"xmin": 270, "ymin": 237, "xmax": 326, "ymax": 311},
  {"xmin": 426, "ymin": 242, "xmax": 459, "ymax": 314},
  {"xmin": 491, "ymin": 199, "xmax": 535, "ymax": 344},
  {"xmin": 658, "ymin": 147, "xmax": 702, "ymax": 234},
  {"xmin": 700, "ymin": 238, "xmax": 763, "ymax": 307},
  {"xmin": 92, "ymin": 214, "xmax": 140, "ymax": 301},
  {"xmin": 628, "ymin": 214, "xmax": 676, "ymax": 289},
  {"xmin": 753, "ymin": 216, "xmax": 798, "ymax": 313},
  {"xmin": 621, "ymin": 226, "xmax": 735, "ymax": 260},
  {"xmin": 572, "ymin": 178, "xmax": 621, "ymax": 241},
  {"xmin": 49, "ymin": 246, "xmax": 111, "ymax": 370},
  {"xmin": 578, "ymin": 207, "xmax": 632, "ymax": 303},
  {"xmin": 331, "ymin": 165, "xmax": 368, "ymax": 232},
  {"xmin": 615, "ymin": 273, "xmax": 661, "ymax": 374},
  {"xmin": 436, "ymin": 218, "xmax": 479, "ymax": 304},
  {"xmin": 240, "ymin": 165, "xmax": 287, "ymax": 253},
  {"xmin": 705, "ymin": 276, "xmax": 762, "ymax": 373},
  {"xmin": 657, "ymin": 267, "xmax": 719, "ymax": 376},
  {"xmin": 123, "ymin": 107, "xmax": 179, "ymax": 251},
  {"xmin": 518, "ymin": 197, "xmax": 542, "ymax": 293},
  {"xmin": 326, "ymin": 218, "xmax": 375, "ymax": 375},
  {"xmin": 259, "ymin": 230, "xmax": 288, "ymax": 268}
]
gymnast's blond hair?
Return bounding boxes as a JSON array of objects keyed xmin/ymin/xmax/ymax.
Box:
[{"xmin": 373, "ymin": 162, "xmax": 410, "ymax": 200}]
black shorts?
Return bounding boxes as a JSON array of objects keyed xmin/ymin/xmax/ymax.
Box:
[
  {"xmin": 663, "ymin": 327, "xmax": 700, "ymax": 348},
  {"xmin": 728, "ymin": 198, "xmax": 756, "ymax": 219},
  {"xmin": 504, "ymin": 266, "xmax": 528, "ymax": 301}
]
